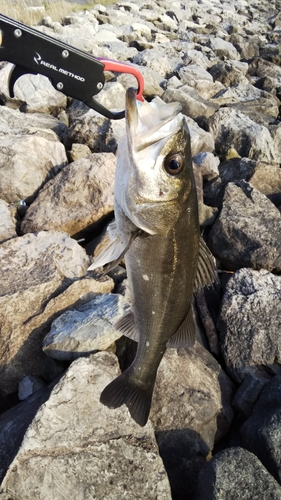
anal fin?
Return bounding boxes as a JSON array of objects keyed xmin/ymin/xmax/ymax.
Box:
[
  {"xmin": 167, "ymin": 307, "xmax": 196, "ymax": 348},
  {"xmin": 114, "ymin": 311, "xmax": 139, "ymax": 342}
]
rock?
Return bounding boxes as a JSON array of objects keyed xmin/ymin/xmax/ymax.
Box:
[
  {"xmin": 69, "ymin": 142, "xmax": 92, "ymax": 161},
  {"xmin": 93, "ymin": 81, "xmax": 126, "ymax": 112},
  {"xmin": 0, "ymin": 130, "xmax": 68, "ymax": 204},
  {"xmin": 18, "ymin": 376, "xmax": 46, "ymax": 401},
  {"xmin": 194, "ymin": 447, "xmax": 281, "ymax": 500},
  {"xmin": 192, "ymin": 152, "xmax": 220, "ymax": 179},
  {"xmin": 162, "ymin": 85, "xmax": 219, "ymax": 123},
  {"xmin": 208, "ymin": 181, "xmax": 281, "ymax": 272},
  {"xmin": 0, "ymin": 97, "xmax": 66, "ymax": 138},
  {"xmin": 177, "ymin": 64, "xmax": 213, "ymax": 86},
  {"xmin": 43, "ymin": 293, "xmax": 130, "ymax": 360},
  {"xmin": 117, "ymin": 64, "xmax": 165, "ymax": 97},
  {"xmin": 67, "ymin": 108, "xmax": 126, "ymax": 153},
  {"xmin": 0, "ymin": 385, "xmax": 52, "ymax": 483},
  {"xmin": 0, "ymin": 230, "xmax": 114, "ymax": 396},
  {"xmin": 133, "ymin": 48, "xmax": 175, "ymax": 77},
  {"xmin": 13, "ymin": 74, "xmax": 67, "ymax": 114},
  {"xmin": 0, "ymin": 352, "xmax": 172, "ymax": 500},
  {"xmin": 231, "ymin": 374, "xmax": 269, "ymax": 421},
  {"xmin": 0, "ymin": 200, "xmax": 17, "ymax": 243},
  {"xmin": 209, "ymin": 37, "xmax": 240, "ymax": 60},
  {"xmin": 208, "ymin": 61, "xmax": 249, "ymax": 86},
  {"xmin": 240, "ymin": 375, "xmax": 281, "ymax": 484},
  {"xmin": 150, "ymin": 343, "xmax": 234, "ymax": 450},
  {"xmin": 208, "ymin": 108, "xmax": 281, "ymax": 164},
  {"xmin": 218, "ymin": 268, "xmax": 281, "ymax": 383},
  {"xmin": 21, "ymin": 153, "xmax": 116, "ymax": 237}
]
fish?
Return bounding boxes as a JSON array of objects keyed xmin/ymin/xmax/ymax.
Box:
[{"xmin": 88, "ymin": 88, "xmax": 216, "ymax": 426}]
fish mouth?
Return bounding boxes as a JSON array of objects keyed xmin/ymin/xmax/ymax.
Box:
[{"xmin": 126, "ymin": 88, "xmax": 183, "ymax": 154}]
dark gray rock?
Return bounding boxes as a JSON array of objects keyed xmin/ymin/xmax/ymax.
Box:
[
  {"xmin": 208, "ymin": 181, "xmax": 281, "ymax": 272},
  {"xmin": 218, "ymin": 268, "xmax": 281, "ymax": 383},
  {"xmin": 240, "ymin": 375, "xmax": 281, "ymax": 484},
  {"xmin": 194, "ymin": 447, "xmax": 281, "ymax": 500},
  {"xmin": 232, "ymin": 374, "xmax": 269, "ymax": 421}
]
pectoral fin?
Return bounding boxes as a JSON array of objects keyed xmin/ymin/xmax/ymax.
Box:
[
  {"xmin": 167, "ymin": 307, "xmax": 196, "ymax": 348},
  {"xmin": 88, "ymin": 219, "xmax": 140, "ymax": 272},
  {"xmin": 194, "ymin": 236, "xmax": 217, "ymax": 290}
]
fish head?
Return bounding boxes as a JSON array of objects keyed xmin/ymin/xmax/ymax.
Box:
[{"xmin": 115, "ymin": 88, "xmax": 196, "ymax": 235}]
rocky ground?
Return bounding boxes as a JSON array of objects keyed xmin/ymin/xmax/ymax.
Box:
[{"xmin": 0, "ymin": 0, "xmax": 281, "ymax": 498}]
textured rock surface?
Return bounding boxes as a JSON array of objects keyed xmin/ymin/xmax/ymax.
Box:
[
  {"xmin": 43, "ymin": 293, "xmax": 130, "ymax": 359},
  {"xmin": 0, "ymin": 231, "xmax": 113, "ymax": 395},
  {"xmin": 218, "ymin": 268, "xmax": 281, "ymax": 382},
  {"xmin": 240, "ymin": 376, "xmax": 281, "ymax": 484},
  {"xmin": 0, "ymin": 352, "xmax": 172, "ymax": 500},
  {"xmin": 194, "ymin": 447, "xmax": 281, "ymax": 500},
  {"xmin": 21, "ymin": 153, "xmax": 116, "ymax": 237},
  {"xmin": 0, "ymin": 131, "xmax": 68, "ymax": 204},
  {"xmin": 0, "ymin": 199, "xmax": 17, "ymax": 242},
  {"xmin": 208, "ymin": 181, "xmax": 281, "ymax": 272},
  {"xmin": 151, "ymin": 344, "xmax": 234, "ymax": 450}
]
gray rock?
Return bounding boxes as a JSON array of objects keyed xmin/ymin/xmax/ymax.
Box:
[
  {"xmin": 150, "ymin": 343, "xmax": 234, "ymax": 451},
  {"xmin": 194, "ymin": 447, "xmax": 281, "ymax": 500},
  {"xmin": 117, "ymin": 64, "xmax": 165, "ymax": 97},
  {"xmin": 208, "ymin": 181, "xmax": 281, "ymax": 272},
  {"xmin": 43, "ymin": 293, "xmax": 130, "ymax": 360},
  {"xmin": 218, "ymin": 268, "xmax": 281, "ymax": 382},
  {"xmin": 68, "ymin": 108, "xmax": 126, "ymax": 154},
  {"xmin": 0, "ymin": 352, "xmax": 172, "ymax": 500},
  {"xmin": 13, "ymin": 74, "xmax": 67, "ymax": 114},
  {"xmin": 177, "ymin": 64, "xmax": 213, "ymax": 86},
  {"xmin": 184, "ymin": 115, "xmax": 215, "ymax": 155},
  {"xmin": 208, "ymin": 108, "xmax": 281, "ymax": 164},
  {"xmin": 0, "ymin": 130, "xmax": 68, "ymax": 204},
  {"xmin": 232, "ymin": 374, "xmax": 269, "ymax": 421},
  {"xmin": 0, "ymin": 200, "xmax": 17, "ymax": 243},
  {"xmin": 0, "ymin": 231, "xmax": 114, "ymax": 396},
  {"xmin": 209, "ymin": 37, "xmax": 240, "ymax": 60},
  {"xmin": 0, "ymin": 385, "xmax": 52, "ymax": 483},
  {"xmin": 18, "ymin": 376, "xmax": 46, "ymax": 401},
  {"xmin": 133, "ymin": 48, "xmax": 174, "ymax": 77},
  {"xmin": 69, "ymin": 142, "xmax": 92, "ymax": 162},
  {"xmin": 240, "ymin": 375, "xmax": 281, "ymax": 484},
  {"xmin": 208, "ymin": 61, "xmax": 249, "ymax": 87},
  {"xmin": 21, "ymin": 153, "xmax": 116, "ymax": 237},
  {"xmin": 162, "ymin": 85, "xmax": 219, "ymax": 122}
]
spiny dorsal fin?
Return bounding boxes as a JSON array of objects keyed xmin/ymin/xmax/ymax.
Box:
[
  {"xmin": 114, "ymin": 311, "xmax": 139, "ymax": 342},
  {"xmin": 194, "ymin": 236, "xmax": 217, "ymax": 290},
  {"xmin": 166, "ymin": 307, "xmax": 196, "ymax": 348}
]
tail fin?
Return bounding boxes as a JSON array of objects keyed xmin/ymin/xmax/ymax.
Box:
[{"xmin": 100, "ymin": 371, "xmax": 154, "ymax": 427}]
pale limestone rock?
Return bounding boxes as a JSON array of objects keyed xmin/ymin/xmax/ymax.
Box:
[
  {"xmin": 43, "ymin": 293, "xmax": 131, "ymax": 360},
  {"xmin": 0, "ymin": 352, "xmax": 172, "ymax": 500},
  {"xmin": 0, "ymin": 200, "xmax": 17, "ymax": 242},
  {"xmin": 0, "ymin": 131, "xmax": 68, "ymax": 204},
  {"xmin": 13, "ymin": 74, "xmax": 67, "ymax": 114},
  {"xmin": 21, "ymin": 153, "xmax": 116, "ymax": 236},
  {"xmin": 0, "ymin": 231, "xmax": 113, "ymax": 395}
]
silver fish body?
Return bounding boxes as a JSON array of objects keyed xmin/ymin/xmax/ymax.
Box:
[{"xmin": 89, "ymin": 89, "xmax": 216, "ymax": 426}]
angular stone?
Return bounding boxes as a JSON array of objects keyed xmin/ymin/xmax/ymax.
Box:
[
  {"xmin": 0, "ymin": 200, "xmax": 17, "ymax": 243},
  {"xmin": 162, "ymin": 85, "xmax": 219, "ymax": 122},
  {"xmin": 208, "ymin": 181, "xmax": 281, "ymax": 272},
  {"xmin": 218, "ymin": 268, "xmax": 281, "ymax": 382},
  {"xmin": 208, "ymin": 61, "xmax": 249, "ymax": 87},
  {"xmin": 21, "ymin": 153, "xmax": 116, "ymax": 237},
  {"xmin": 0, "ymin": 130, "xmax": 68, "ymax": 204},
  {"xmin": 240, "ymin": 375, "xmax": 281, "ymax": 484},
  {"xmin": 13, "ymin": 74, "xmax": 67, "ymax": 114},
  {"xmin": 0, "ymin": 231, "xmax": 114, "ymax": 395},
  {"xmin": 194, "ymin": 447, "xmax": 281, "ymax": 500},
  {"xmin": 209, "ymin": 37, "xmax": 240, "ymax": 60},
  {"xmin": 150, "ymin": 343, "xmax": 234, "ymax": 450},
  {"xmin": 232, "ymin": 374, "xmax": 268, "ymax": 421},
  {"xmin": 208, "ymin": 108, "xmax": 281, "ymax": 164},
  {"xmin": 43, "ymin": 293, "xmax": 131, "ymax": 360},
  {"xmin": 0, "ymin": 353, "xmax": 172, "ymax": 500}
]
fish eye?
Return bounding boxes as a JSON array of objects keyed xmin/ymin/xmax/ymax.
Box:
[{"xmin": 163, "ymin": 153, "xmax": 184, "ymax": 176}]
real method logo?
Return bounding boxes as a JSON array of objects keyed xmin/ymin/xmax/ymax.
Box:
[{"xmin": 34, "ymin": 52, "xmax": 85, "ymax": 82}]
